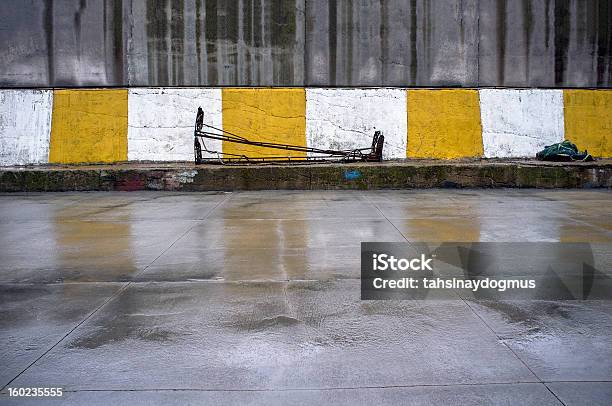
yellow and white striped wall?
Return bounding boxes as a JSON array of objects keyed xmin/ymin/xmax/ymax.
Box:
[{"xmin": 0, "ymin": 88, "xmax": 610, "ymax": 166}]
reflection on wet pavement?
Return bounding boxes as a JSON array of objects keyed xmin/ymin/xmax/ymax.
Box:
[{"xmin": 0, "ymin": 190, "xmax": 611, "ymax": 405}]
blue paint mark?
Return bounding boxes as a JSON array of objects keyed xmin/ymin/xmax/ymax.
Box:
[{"xmin": 344, "ymin": 170, "xmax": 362, "ymax": 181}]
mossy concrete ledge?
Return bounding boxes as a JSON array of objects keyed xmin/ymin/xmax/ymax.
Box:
[{"xmin": 0, "ymin": 160, "xmax": 611, "ymax": 192}]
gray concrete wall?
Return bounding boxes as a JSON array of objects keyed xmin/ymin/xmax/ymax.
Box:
[
  {"xmin": 0, "ymin": 0, "xmax": 127, "ymax": 87},
  {"xmin": 1, "ymin": 0, "xmax": 610, "ymax": 87}
]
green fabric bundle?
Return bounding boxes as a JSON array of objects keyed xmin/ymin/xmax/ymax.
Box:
[{"xmin": 536, "ymin": 140, "xmax": 593, "ymax": 162}]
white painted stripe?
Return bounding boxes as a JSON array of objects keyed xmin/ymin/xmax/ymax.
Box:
[
  {"xmin": 128, "ymin": 88, "xmax": 223, "ymax": 161},
  {"xmin": 0, "ymin": 89, "xmax": 53, "ymax": 166},
  {"xmin": 479, "ymin": 89, "xmax": 564, "ymax": 158},
  {"xmin": 305, "ymin": 88, "xmax": 407, "ymax": 159}
]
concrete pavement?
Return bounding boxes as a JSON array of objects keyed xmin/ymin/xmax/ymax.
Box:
[{"xmin": 0, "ymin": 190, "xmax": 611, "ymax": 405}]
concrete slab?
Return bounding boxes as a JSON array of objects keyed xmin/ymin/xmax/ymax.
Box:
[
  {"xmin": 360, "ymin": 190, "xmax": 612, "ymax": 243},
  {"xmin": 547, "ymin": 382, "xmax": 612, "ymax": 406},
  {"xmin": 138, "ymin": 246, "xmax": 362, "ymax": 282},
  {"xmin": 8, "ymin": 281, "xmax": 535, "ymax": 391},
  {"xmin": 389, "ymin": 215, "xmax": 611, "ymax": 243},
  {"xmin": 0, "ymin": 383, "xmax": 562, "ymax": 405},
  {"xmin": 208, "ymin": 190, "xmax": 383, "ymax": 220},
  {"xmin": 0, "ymin": 283, "xmax": 123, "ymax": 387},
  {"xmin": 0, "ymin": 192, "xmax": 230, "ymax": 283},
  {"xmin": 180, "ymin": 217, "xmax": 406, "ymax": 249},
  {"xmin": 0, "ymin": 190, "xmax": 610, "ymax": 404},
  {"xmin": 467, "ymin": 300, "xmax": 612, "ymax": 381},
  {"xmin": 0, "ymin": 219, "xmax": 195, "ymax": 283}
]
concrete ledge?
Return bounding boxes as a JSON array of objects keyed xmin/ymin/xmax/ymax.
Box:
[{"xmin": 0, "ymin": 160, "xmax": 611, "ymax": 192}]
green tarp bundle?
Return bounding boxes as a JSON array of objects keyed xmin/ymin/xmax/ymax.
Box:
[{"xmin": 536, "ymin": 140, "xmax": 593, "ymax": 162}]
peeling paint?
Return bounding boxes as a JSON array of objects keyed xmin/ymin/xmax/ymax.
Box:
[
  {"xmin": 163, "ymin": 169, "xmax": 198, "ymax": 189},
  {"xmin": 177, "ymin": 170, "xmax": 197, "ymax": 183},
  {"xmin": 479, "ymin": 89, "xmax": 564, "ymax": 158},
  {"xmin": 563, "ymin": 90, "xmax": 612, "ymax": 158},
  {"xmin": 222, "ymin": 88, "xmax": 307, "ymax": 158},
  {"xmin": 0, "ymin": 90, "xmax": 53, "ymax": 166},
  {"xmin": 305, "ymin": 88, "xmax": 407, "ymax": 159},
  {"xmin": 128, "ymin": 88, "xmax": 223, "ymax": 161},
  {"xmin": 407, "ymin": 89, "xmax": 483, "ymax": 159},
  {"xmin": 344, "ymin": 170, "xmax": 362, "ymax": 181},
  {"xmin": 49, "ymin": 89, "xmax": 128, "ymax": 164}
]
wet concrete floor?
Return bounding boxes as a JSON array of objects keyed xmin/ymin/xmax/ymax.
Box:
[{"xmin": 0, "ymin": 190, "xmax": 611, "ymax": 405}]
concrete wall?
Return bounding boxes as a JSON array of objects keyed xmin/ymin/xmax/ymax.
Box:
[
  {"xmin": 1, "ymin": 0, "xmax": 610, "ymax": 87},
  {"xmin": 0, "ymin": 0, "xmax": 127, "ymax": 87},
  {"xmin": 1, "ymin": 87, "xmax": 611, "ymax": 166}
]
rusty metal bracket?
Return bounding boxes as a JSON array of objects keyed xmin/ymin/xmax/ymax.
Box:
[{"xmin": 193, "ymin": 107, "xmax": 384, "ymax": 165}]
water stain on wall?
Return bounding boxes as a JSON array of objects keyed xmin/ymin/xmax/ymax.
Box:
[
  {"xmin": 138, "ymin": 0, "xmax": 302, "ymax": 86},
  {"xmin": 0, "ymin": 0, "xmax": 610, "ymax": 87}
]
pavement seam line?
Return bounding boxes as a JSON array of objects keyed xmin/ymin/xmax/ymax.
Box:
[
  {"xmin": 461, "ymin": 300, "xmax": 568, "ymax": 406},
  {"xmin": 0, "ymin": 281, "xmax": 131, "ymax": 392},
  {"xmin": 362, "ymin": 192, "xmax": 567, "ymax": 404},
  {"xmin": 134, "ymin": 192, "xmax": 234, "ymax": 277},
  {"xmin": 25, "ymin": 381, "xmax": 561, "ymax": 394},
  {"xmin": 360, "ymin": 192, "xmax": 411, "ymax": 243},
  {"xmin": 0, "ymin": 192, "xmax": 234, "ymax": 392},
  {"xmin": 543, "ymin": 383, "xmax": 569, "ymax": 406},
  {"xmin": 566, "ymin": 216, "xmax": 612, "ymax": 235}
]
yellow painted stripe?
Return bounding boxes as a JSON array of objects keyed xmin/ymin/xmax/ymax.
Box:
[
  {"xmin": 563, "ymin": 90, "xmax": 611, "ymax": 157},
  {"xmin": 49, "ymin": 89, "xmax": 128, "ymax": 163},
  {"xmin": 407, "ymin": 89, "xmax": 483, "ymax": 159},
  {"xmin": 221, "ymin": 88, "xmax": 306, "ymax": 159}
]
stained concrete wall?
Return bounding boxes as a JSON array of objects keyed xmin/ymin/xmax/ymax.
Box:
[
  {"xmin": 128, "ymin": 0, "xmax": 305, "ymax": 86},
  {"xmin": 1, "ymin": 0, "xmax": 610, "ymax": 87},
  {"xmin": 305, "ymin": 0, "xmax": 481, "ymax": 86},
  {"xmin": 0, "ymin": 0, "xmax": 127, "ymax": 87}
]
